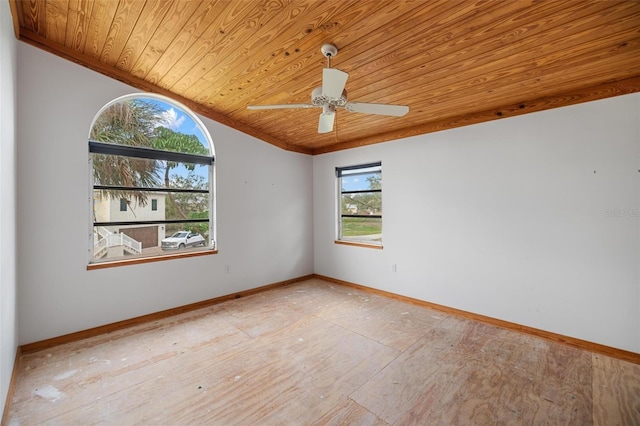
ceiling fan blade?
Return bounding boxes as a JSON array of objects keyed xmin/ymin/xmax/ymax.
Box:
[
  {"xmin": 247, "ymin": 103, "xmax": 314, "ymax": 110},
  {"xmin": 345, "ymin": 102, "xmax": 409, "ymax": 116},
  {"xmin": 322, "ymin": 68, "xmax": 349, "ymax": 98},
  {"xmin": 318, "ymin": 111, "xmax": 335, "ymax": 134}
]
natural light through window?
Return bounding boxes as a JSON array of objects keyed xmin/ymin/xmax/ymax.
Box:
[
  {"xmin": 88, "ymin": 94, "xmax": 215, "ymax": 266},
  {"xmin": 336, "ymin": 162, "xmax": 382, "ymax": 247}
]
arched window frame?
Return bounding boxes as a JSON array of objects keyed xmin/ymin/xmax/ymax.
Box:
[{"xmin": 87, "ymin": 93, "xmax": 216, "ymax": 269}]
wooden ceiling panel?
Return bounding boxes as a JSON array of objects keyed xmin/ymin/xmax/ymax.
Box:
[
  {"xmin": 128, "ymin": 0, "xmax": 205, "ymax": 80},
  {"xmin": 157, "ymin": 0, "xmax": 265, "ymax": 94},
  {"xmin": 10, "ymin": 0, "xmax": 640, "ymax": 154},
  {"xmin": 20, "ymin": 0, "xmax": 46, "ymax": 35},
  {"xmin": 99, "ymin": 0, "xmax": 146, "ymax": 66},
  {"xmin": 410, "ymin": 38, "xmax": 640, "ymax": 115},
  {"xmin": 335, "ymin": 2, "xmax": 630, "ymax": 102},
  {"xmin": 226, "ymin": 0, "xmax": 471, "ymax": 109},
  {"xmin": 182, "ymin": 2, "xmax": 328, "ymax": 103},
  {"xmin": 82, "ymin": 0, "xmax": 118, "ymax": 59},
  {"xmin": 181, "ymin": 0, "xmax": 391, "ymax": 108},
  {"xmin": 114, "ymin": 1, "xmax": 174, "ymax": 73},
  {"xmin": 196, "ymin": 0, "xmax": 408, "ymax": 112},
  {"xmin": 142, "ymin": 1, "xmax": 228, "ymax": 86},
  {"xmin": 65, "ymin": 0, "xmax": 94, "ymax": 51},
  {"xmin": 44, "ymin": 0, "xmax": 68, "ymax": 45}
]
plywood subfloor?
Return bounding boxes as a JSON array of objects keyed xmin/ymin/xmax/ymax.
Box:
[{"xmin": 7, "ymin": 278, "xmax": 640, "ymax": 425}]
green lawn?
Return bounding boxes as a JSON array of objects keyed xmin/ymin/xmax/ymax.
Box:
[{"xmin": 342, "ymin": 217, "xmax": 381, "ymax": 236}]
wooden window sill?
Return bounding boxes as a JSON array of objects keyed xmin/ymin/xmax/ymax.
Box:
[
  {"xmin": 87, "ymin": 249, "xmax": 218, "ymax": 270},
  {"xmin": 334, "ymin": 240, "xmax": 383, "ymax": 250}
]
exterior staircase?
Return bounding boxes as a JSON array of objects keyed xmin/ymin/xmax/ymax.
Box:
[{"xmin": 94, "ymin": 227, "xmax": 143, "ymax": 258}]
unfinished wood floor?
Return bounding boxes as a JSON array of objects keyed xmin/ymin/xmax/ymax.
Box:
[{"xmin": 7, "ymin": 278, "xmax": 640, "ymax": 425}]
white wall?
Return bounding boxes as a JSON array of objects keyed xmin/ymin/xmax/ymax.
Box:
[
  {"xmin": 314, "ymin": 94, "xmax": 640, "ymax": 353},
  {"xmin": 0, "ymin": 0, "xmax": 18, "ymax": 414},
  {"xmin": 16, "ymin": 43, "xmax": 314, "ymax": 344}
]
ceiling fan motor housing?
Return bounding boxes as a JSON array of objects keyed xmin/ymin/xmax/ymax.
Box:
[{"xmin": 311, "ymin": 86, "xmax": 347, "ymax": 107}]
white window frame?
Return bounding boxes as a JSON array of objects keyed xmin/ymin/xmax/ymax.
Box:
[{"xmin": 335, "ymin": 162, "xmax": 382, "ymax": 248}]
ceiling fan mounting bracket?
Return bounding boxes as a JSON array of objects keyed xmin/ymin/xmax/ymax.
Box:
[{"xmin": 321, "ymin": 44, "xmax": 338, "ymax": 58}]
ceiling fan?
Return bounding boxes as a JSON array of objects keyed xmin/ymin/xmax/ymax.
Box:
[{"xmin": 247, "ymin": 44, "xmax": 409, "ymax": 134}]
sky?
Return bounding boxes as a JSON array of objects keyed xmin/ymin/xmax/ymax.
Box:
[
  {"xmin": 341, "ymin": 172, "xmax": 380, "ymax": 192},
  {"xmin": 147, "ymin": 98, "xmax": 209, "ymax": 148}
]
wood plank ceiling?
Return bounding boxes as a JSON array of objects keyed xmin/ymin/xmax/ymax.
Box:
[{"xmin": 9, "ymin": 0, "xmax": 640, "ymax": 155}]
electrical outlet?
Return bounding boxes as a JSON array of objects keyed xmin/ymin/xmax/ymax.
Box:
[
  {"xmin": 392, "ymin": 264, "xmax": 397, "ymax": 272},
  {"xmin": 225, "ymin": 265, "xmax": 230, "ymax": 273}
]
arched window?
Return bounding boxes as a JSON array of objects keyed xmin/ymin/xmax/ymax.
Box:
[{"xmin": 88, "ymin": 94, "xmax": 216, "ymax": 267}]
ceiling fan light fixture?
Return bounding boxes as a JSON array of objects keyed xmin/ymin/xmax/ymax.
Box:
[
  {"xmin": 311, "ymin": 86, "xmax": 328, "ymax": 106},
  {"xmin": 311, "ymin": 86, "xmax": 347, "ymax": 107}
]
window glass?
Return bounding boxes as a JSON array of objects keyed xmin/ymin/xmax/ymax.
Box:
[
  {"xmin": 336, "ymin": 162, "xmax": 382, "ymax": 246},
  {"xmin": 89, "ymin": 95, "xmax": 215, "ymax": 264}
]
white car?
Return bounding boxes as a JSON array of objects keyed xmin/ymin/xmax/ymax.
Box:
[{"xmin": 161, "ymin": 231, "xmax": 206, "ymax": 250}]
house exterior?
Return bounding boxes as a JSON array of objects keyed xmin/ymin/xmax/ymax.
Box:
[{"xmin": 93, "ymin": 191, "xmax": 167, "ymax": 258}]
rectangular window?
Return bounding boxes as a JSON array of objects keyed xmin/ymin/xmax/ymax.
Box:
[
  {"xmin": 90, "ymin": 141, "xmax": 214, "ymax": 265},
  {"xmin": 336, "ymin": 162, "xmax": 382, "ymax": 247}
]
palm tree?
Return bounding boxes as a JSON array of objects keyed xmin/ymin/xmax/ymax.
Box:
[{"xmin": 91, "ymin": 99, "xmax": 163, "ymax": 206}]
